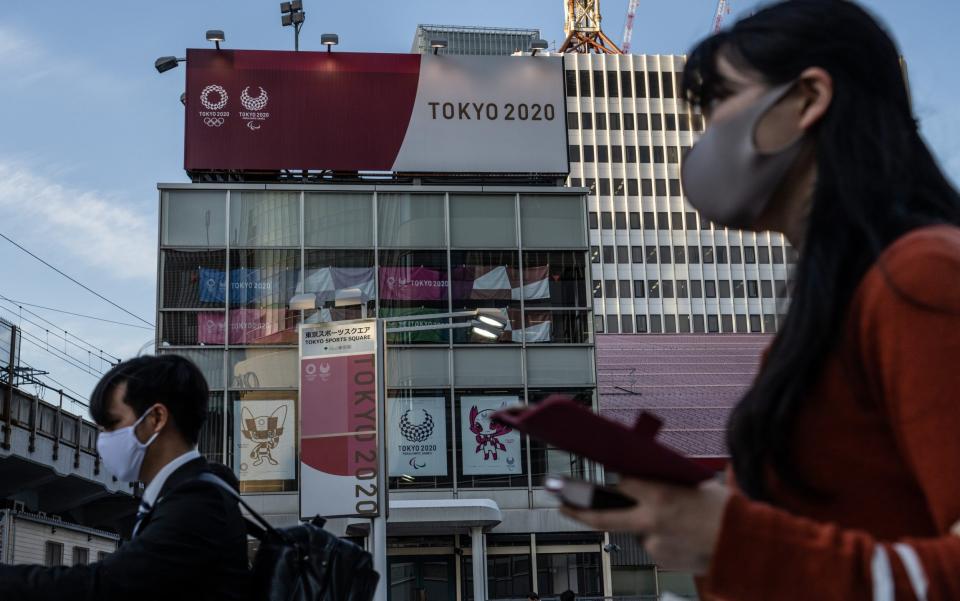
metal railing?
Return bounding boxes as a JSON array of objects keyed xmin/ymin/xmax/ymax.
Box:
[{"xmin": 0, "ymin": 376, "xmax": 101, "ymax": 474}]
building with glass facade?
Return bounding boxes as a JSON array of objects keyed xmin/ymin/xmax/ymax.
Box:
[
  {"xmin": 156, "ymin": 183, "xmax": 615, "ymax": 600},
  {"xmin": 562, "ymin": 53, "xmax": 794, "ymax": 337},
  {"xmin": 412, "ymin": 24, "xmax": 542, "ymax": 56}
]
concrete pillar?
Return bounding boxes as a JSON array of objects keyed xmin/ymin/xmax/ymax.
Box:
[{"xmin": 471, "ymin": 526, "xmax": 487, "ymax": 601}]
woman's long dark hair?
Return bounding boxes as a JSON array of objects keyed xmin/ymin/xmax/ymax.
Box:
[{"xmin": 681, "ymin": 0, "xmax": 960, "ymax": 500}]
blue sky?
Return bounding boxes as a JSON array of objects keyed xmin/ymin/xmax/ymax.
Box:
[{"xmin": 0, "ymin": 0, "xmax": 957, "ymax": 410}]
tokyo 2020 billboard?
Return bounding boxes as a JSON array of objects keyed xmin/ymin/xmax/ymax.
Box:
[{"xmin": 184, "ymin": 49, "xmax": 569, "ymax": 174}]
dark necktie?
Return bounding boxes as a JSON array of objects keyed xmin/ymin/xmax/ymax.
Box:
[{"xmin": 131, "ymin": 500, "xmax": 152, "ymax": 538}]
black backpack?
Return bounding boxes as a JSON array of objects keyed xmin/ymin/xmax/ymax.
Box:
[{"xmin": 197, "ymin": 473, "xmax": 380, "ymax": 601}]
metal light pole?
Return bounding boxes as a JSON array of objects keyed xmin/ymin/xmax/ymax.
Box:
[
  {"xmin": 292, "ymin": 288, "xmax": 507, "ymax": 601},
  {"xmin": 280, "ymin": 1, "xmax": 306, "ymax": 51}
]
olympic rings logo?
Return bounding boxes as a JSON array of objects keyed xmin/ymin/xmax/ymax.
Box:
[{"xmin": 204, "ymin": 117, "xmax": 225, "ymax": 127}]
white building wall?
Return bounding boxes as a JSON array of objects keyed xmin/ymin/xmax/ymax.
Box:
[
  {"xmin": 2, "ymin": 513, "xmax": 118, "ymax": 566},
  {"xmin": 564, "ymin": 53, "xmax": 793, "ymax": 336}
]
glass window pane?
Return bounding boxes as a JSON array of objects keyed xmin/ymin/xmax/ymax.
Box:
[
  {"xmin": 526, "ymin": 347, "xmax": 595, "ymax": 386},
  {"xmin": 162, "ymin": 190, "xmax": 226, "ymax": 246},
  {"xmin": 378, "ymin": 193, "xmax": 445, "ymax": 247},
  {"xmin": 456, "ymin": 389, "xmax": 526, "ymax": 488},
  {"xmin": 451, "ymin": 250, "xmax": 521, "ymax": 344},
  {"xmin": 387, "ymin": 349, "xmax": 451, "ymax": 387},
  {"xmin": 454, "ymin": 348, "xmax": 523, "ymax": 386},
  {"xmin": 521, "ymin": 310, "xmax": 592, "ymax": 344},
  {"xmin": 450, "ymin": 195, "xmax": 518, "ymax": 248},
  {"xmin": 522, "ymin": 251, "xmax": 588, "ymax": 308},
  {"xmin": 303, "ymin": 249, "xmax": 376, "ymax": 316},
  {"xmin": 520, "ymin": 195, "xmax": 587, "ymax": 248},
  {"xmin": 230, "ymin": 191, "xmax": 300, "ymax": 247},
  {"xmin": 162, "ymin": 249, "xmax": 226, "ymax": 308},
  {"xmin": 227, "ymin": 390, "xmax": 298, "ymax": 493},
  {"xmin": 227, "ymin": 249, "xmax": 301, "ymax": 343},
  {"xmin": 229, "ymin": 349, "xmax": 298, "ymax": 389},
  {"xmin": 159, "ymin": 348, "xmax": 225, "ymax": 389},
  {"xmin": 387, "ymin": 389, "xmax": 453, "ymax": 490},
  {"xmin": 304, "ymin": 192, "xmax": 373, "ymax": 247},
  {"xmin": 379, "ymin": 250, "xmax": 449, "ymax": 340}
]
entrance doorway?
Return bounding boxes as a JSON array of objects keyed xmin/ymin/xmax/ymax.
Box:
[{"xmin": 388, "ymin": 556, "xmax": 456, "ymax": 601}]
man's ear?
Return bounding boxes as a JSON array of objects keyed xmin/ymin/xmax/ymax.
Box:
[{"xmin": 148, "ymin": 403, "xmax": 170, "ymax": 435}]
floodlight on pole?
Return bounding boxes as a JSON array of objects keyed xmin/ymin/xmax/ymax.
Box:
[
  {"xmin": 321, "ymin": 33, "xmax": 339, "ymax": 52},
  {"xmin": 205, "ymin": 30, "xmax": 225, "ymax": 50},
  {"xmin": 280, "ymin": 0, "xmax": 306, "ymax": 51},
  {"xmin": 471, "ymin": 324, "xmax": 500, "ymax": 340},
  {"xmin": 430, "ymin": 38, "xmax": 448, "ymax": 55},
  {"xmin": 154, "ymin": 56, "xmax": 184, "ymax": 74}
]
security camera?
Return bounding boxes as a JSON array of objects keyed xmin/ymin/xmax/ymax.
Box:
[{"xmin": 603, "ymin": 543, "xmax": 621, "ymax": 553}]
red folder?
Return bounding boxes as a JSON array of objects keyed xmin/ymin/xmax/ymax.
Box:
[{"xmin": 492, "ymin": 395, "xmax": 714, "ymax": 487}]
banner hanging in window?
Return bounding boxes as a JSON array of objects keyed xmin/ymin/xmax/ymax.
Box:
[
  {"xmin": 234, "ymin": 399, "xmax": 296, "ymax": 484},
  {"xmin": 460, "ymin": 396, "xmax": 523, "ymax": 476},
  {"xmin": 388, "ymin": 397, "xmax": 447, "ymax": 478}
]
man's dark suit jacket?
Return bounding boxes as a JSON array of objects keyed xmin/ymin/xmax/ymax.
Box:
[{"xmin": 0, "ymin": 457, "xmax": 251, "ymax": 601}]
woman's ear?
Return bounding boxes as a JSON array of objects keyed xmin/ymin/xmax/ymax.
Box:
[{"xmin": 796, "ymin": 66, "xmax": 833, "ymax": 130}]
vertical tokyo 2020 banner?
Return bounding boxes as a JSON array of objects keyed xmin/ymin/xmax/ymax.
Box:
[
  {"xmin": 300, "ymin": 319, "xmax": 381, "ymax": 519},
  {"xmin": 184, "ymin": 49, "xmax": 568, "ymax": 174}
]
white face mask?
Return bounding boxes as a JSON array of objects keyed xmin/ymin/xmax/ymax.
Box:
[{"xmin": 97, "ymin": 405, "xmax": 161, "ymax": 483}]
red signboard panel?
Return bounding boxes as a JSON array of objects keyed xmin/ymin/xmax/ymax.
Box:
[
  {"xmin": 185, "ymin": 49, "xmax": 420, "ymax": 172},
  {"xmin": 183, "ymin": 49, "xmax": 569, "ymax": 174}
]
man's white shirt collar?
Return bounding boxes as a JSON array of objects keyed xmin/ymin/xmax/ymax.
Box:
[{"xmin": 142, "ymin": 449, "xmax": 201, "ymax": 508}]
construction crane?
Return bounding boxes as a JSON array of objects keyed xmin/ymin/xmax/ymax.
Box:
[
  {"xmin": 560, "ymin": 0, "xmax": 622, "ymax": 54},
  {"xmin": 712, "ymin": 0, "xmax": 732, "ymax": 32},
  {"xmin": 621, "ymin": 0, "xmax": 640, "ymax": 54}
]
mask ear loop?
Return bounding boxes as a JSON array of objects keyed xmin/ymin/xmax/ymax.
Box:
[
  {"xmin": 750, "ymin": 81, "xmax": 806, "ymax": 157},
  {"xmin": 133, "ymin": 404, "xmax": 163, "ymax": 446}
]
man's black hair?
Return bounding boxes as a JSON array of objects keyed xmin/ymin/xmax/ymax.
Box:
[
  {"xmin": 559, "ymin": 590, "xmax": 576, "ymax": 601},
  {"xmin": 90, "ymin": 354, "xmax": 208, "ymax": 445},
  {"xmin": 527, "ymin": 593, "xmax": 540, "ymax": 601}
]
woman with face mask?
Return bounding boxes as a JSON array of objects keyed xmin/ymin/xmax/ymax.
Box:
[{"xmin": 564, "ymin": 1, "xmax": 960, "ymax": 599}]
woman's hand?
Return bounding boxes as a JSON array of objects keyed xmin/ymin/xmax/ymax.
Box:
[{"xmin": 561, "ymin": 478, "xmax": 732, "ymax": 574}]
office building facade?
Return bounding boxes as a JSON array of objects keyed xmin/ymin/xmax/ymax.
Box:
[
  {"xmin": 563, "ymin": 53, "xmax": 794, "ymax": 337},
  {"xmin": 157, "ymin": 183, "xmax": 613, "ymax": 600}
]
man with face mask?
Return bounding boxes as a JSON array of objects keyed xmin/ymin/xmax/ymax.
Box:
[{"xmin": 0, "ymin": 354, "xmax": 250, "ymax": 601}]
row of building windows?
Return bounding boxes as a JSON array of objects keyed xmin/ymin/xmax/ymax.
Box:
[
  {"xmin": 591, "ymin": 243, "xmax": 792, "ymax": 265},
  {"xmin": 566, "ymin": 111, "xmax": 705, "ymax": 133},
  {"xmin": 44, "ymin": 542, "xmax": 109, "ymax": 566},
  {"xmin": 564, "ymin": 69, "xmax": 686, "ymax": 100},
  {"xmin": 598, "ymin": 313, "xmax": 779, "ymax": 334},
  {"xmin": 593, "ymin": 278, "xmax": 788, "ymax": 300},
  {"xmin": 568, "ymin": 143, "xmax": 690, "ymax": 165},
  {"xmin": 574, "ymin": 179, "xmax": 682, "ymax": 198}
]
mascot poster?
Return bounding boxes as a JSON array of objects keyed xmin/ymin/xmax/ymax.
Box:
[
  {"xmin": 234, "ymin": 399, "xmax": 296, "ymax": 483},
  {"xmin": 460, "ymin": 396, "xmax": 522, "ymax": 476},
  {"xmin": 388, "ymin": 397, "xmax": 447, "ymax": 477}
]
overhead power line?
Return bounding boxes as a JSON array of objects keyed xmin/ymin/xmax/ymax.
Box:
[
  {"xmin": 0, "ymin": 296, "xmax": 123, "ymax": 363},
  {"xmin": 0, "ymin": 231, "xmax": 154, "ymax": 327},
  {"xmin": 15, "ymin": 328, "xmax": 108, "ymax": 378},
  {"xmin": 0, "ymin": 297, "xmax": 153, "ymax": 330}
]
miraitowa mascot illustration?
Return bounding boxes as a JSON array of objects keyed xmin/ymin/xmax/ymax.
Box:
[
  {"xmin": 469, "ymin": 405, "xmax": 513, "ymax": 461},
  {"xmin": 241, "ymin": 405, "xmax": 287, "ymax": 466}
]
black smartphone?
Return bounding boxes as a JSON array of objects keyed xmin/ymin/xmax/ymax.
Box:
[{"xmin": 545, "ymin": 475, "xmax": 637, "ymax": 510}]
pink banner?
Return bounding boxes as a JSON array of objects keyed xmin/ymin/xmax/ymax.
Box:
[
  {"xmin": 301, "ymin": 354, "xmax": 378, "ymax": 477},
  {"xmin": 197, "ymin": 310, "xmax": 296, "ymax": 344},
  {"xmin": 378, "ymin": 266, "xmax": 447, "ymax": 300}
]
